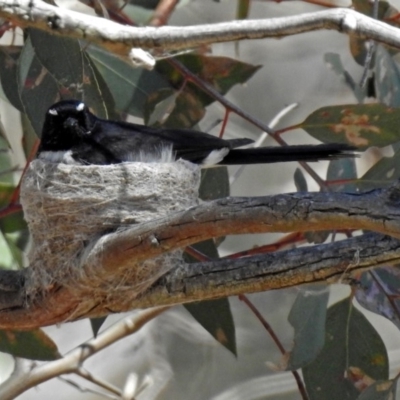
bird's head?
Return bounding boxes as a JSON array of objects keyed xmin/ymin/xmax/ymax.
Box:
[{"xmin": 39, "ymin": 100, "xmax": 96, "ymax": 152}]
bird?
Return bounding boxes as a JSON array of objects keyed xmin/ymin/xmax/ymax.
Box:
[{"xmin": 37, "ymin": 99, "xmax": 357, "ymax": 166}]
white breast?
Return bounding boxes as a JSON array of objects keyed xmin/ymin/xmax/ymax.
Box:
[{"xmin": 38, "ymin": 150, "xmax": 79, "ymax": 165}]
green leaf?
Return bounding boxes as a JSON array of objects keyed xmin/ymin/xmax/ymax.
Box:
[
  {"xmin": 17, "ymin": 30, "xmax": 116, "ymax": 139},
  {"xmin": 352, "ymin": 0, "xmax": 391, "ymax": 18},
  {"xmin": 81, "ymin": 51, "xmax": 116, "ymax": 120},
  {"xmin": 356, "ymin": 379, "xmax": 397, "ymax": 400},
  {"xmin": 1, "ymin": 233, "xmax": 24, "ymax": 268},
  {"xmin": 0, "ymin": 182, "xmax": 13, "ymax": 206},
  {"xmin": 374, "ymin": 45, "xmax": 400, "ymax": 107},
  {"xmin": 29, "ymin": 28, "xmax": 115, "ymax": 118},
  {"xmin": 349, "ymin": 35, "xmax": 370, "ymax": 67},
  {"xmin": 356, "ymin": 148, "xmax": 400, "ymax": 191},
  {"xmin": 294, "ymin": 168, "xmax": 307, "ymax": 192},
  {"xmin": 350, "ymin": 0, "xmax": 395, "ymax": 67},
  {"xmin": 17, "ymin": 37, "xmax": 58, "ymax": 136},
  {"xmin": 0, "ymin": 329, "xmax": 60, "ymax": 361},
  {"xmin": 31, "ymin": 27, "xmax": 116, "ymax": 119},
  {"xmin": 185, "ymin": 299, "xmax": 237, "ymax": 356},
  {"xmin": 303, "ymin": 297, "xmax": 389, "ymax": 400},
  {"xmin": 324, "ymin": 53, "xmax": 365, "ymax": 103},
  {"xmin": 29, "ymin": 28, "xmax": 84, "ymax": 89},
  {"xmin": 149, "ymin": 55, "xmax": 261, "ymax": 128},
  {"xmin": 0, "ymin": 141, "xmax": 13, "ymax": 186},
  {"xmin": 20, "ymin": 113, "xmax": 38, "ymax": 160},
  {"xmin": 199, "ymin": 167, "xmax": 230, "ymax": 201},
  {"xmin": 286, "ymin": 285, "xmax": 329, "ymax": 370},
  {"xmin": 0, "ymin": 183, "xmax": 29, "ymax": 263},
  {"xmin": 145, "ymin": 87, "xmax": 205, "ymax": 129},
  {"xmin": 301, "ymin": 103, "xmax": 400, "ymax": 148},
  {"xmin": 236, "ymin": 0, "xmax": 251, "ymax": 19},
  {"xmin": 327, "ymin": 157, "xmax": 358, "ymax": 193},
  {"xmin": 0, "ymin": 232, "xmax": 16, "ymax": 269},
  {"xmin": 87, "ymin": 45, "xmax": 169, "ymax": 117},
  {"xmin": 147, "ymin": 89, "xmax": 178, "ymax": 126},
  {"xmin": 0, "ymin": 211, "xmax": 27, "ymax": 234},
  {"xmin": 356, "ymin": 268, "xmax": 400, "ymax": 330},
  {"xmin": 0, "ymin": 47, "xmax": 23, "ymax": 111},
  {"xmin": 0, "ymin": 118, "xmax": 11, "ymax": 149},
  {"xmin": 198, "ymin": 167, "xmax": 229, "ymax": 246},
  {"xmin": 184, "ymin": 239, "xmax": 236, "ymax": 355}
]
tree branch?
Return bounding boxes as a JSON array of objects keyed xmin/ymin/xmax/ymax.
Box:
[
  {"xmin": 0, "ymin": 306, "xmax": 169, "ymax": 400},
  {"xmin": 1, "ymin": 1, "xmax": 400, "ymax": 58},
  {"xmin": 83, "ymin": 184, "xmax": 400, "ymax": 277},
  {"xmin": 1, "ymin": 182, "xmax": 400, "ymax": 329},
  {"xmin": 1, "ymin": 0, "xmax": 399, "ymax": 329},
  {"xmin": 143, "ymin": 232, "xmax": 400, "ymax": 308}
]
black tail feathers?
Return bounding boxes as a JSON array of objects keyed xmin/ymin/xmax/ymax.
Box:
[{"xmin": 220, "ymin": 143, "xmax": 357, "ymax": 165}]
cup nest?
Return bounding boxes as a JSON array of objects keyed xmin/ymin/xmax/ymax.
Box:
[{"xmin": 20, "ymin": 159, "xmax": 201, "ymax": 301}]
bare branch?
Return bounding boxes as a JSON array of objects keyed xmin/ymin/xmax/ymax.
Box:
[
  {"xmin": 0, "ymin": 306, "xmax": 169, "ymax": 400},
  {"xmin": 146, "ymin": 232, "xmax": 400, "ymax": 305},
  {"xmin": 84, "ymin": 187, "xmax": 400, "ymax": 274},
  {"xmin": 0, "ymin": 182, "xmax": 400, "ymax": 328},
  {"xmin": 1, "ymin": 1, "xmax": 400, "ymax": 58}
]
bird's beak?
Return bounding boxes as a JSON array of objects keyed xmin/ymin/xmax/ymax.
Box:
[{"xmin": 64, "ymin": 117, "xmax": 88, "ymax": 137}]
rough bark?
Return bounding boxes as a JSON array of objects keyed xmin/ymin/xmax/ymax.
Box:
[{"xmin": 1, "ymin": 182, "xmax": 400, "ymax": 329}]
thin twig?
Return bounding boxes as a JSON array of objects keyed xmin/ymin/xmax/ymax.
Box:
[
  {"xmin": 168, "ymin": 58, "xmax": 326, "ymax": 187},
  {"xmin": 0, "ymin": 306, "xmax": 170, "ymax": 400},
  {"xmin": 230, "ymin": 103, "xmax": 298, "ymax": 184},
  {"xmin": 239, "ymin": 294, "xmax": 309, "ymax": 400},
  {"xmin": 58, "ymin": 376, "xmax": 119, "ymax": 399},
  {"xmin": 76, "ymin": 367, "xmax": 123, "ymax": 397},
  {"xmin": 149, "ymin": 0, "xmax": 180, "ymax": 27}
]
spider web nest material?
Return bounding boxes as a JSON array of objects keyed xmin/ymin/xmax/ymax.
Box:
[{"xmin": 20, "ymin": 159, "xmax": 201, "ymax": 303}]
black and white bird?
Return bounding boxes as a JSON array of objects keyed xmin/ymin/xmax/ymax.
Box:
[{"xmin": 37, "ymin": 100, "xmax": 356, "ymax": 166}]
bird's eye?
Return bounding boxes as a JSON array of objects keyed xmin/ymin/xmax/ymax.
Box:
[
  {"xmin": 48, "ymin": 109, "xmax": 58, "ymax": 116},
  {"xmin": 76, "ymin": 103, "xmax": 85, "ymax": 112}
]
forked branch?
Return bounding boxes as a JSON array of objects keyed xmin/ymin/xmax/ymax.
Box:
[{"xmin": 1, "ymin": 183, "xmax": 400, "ymax": 329}]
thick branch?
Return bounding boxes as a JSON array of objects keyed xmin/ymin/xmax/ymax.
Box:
[
  {"xmin": 134, "ymin": 232, "xmax": 400, "ymax": 308},
  {"xmin": 84, "ymin": 186, "xmax": 400, "ymax": 274},
  {"xmin": 3, "ymin": 232, "xmax": 398, "ymax": 330},
  {"xmin": 0, "ymin": 183, "xmax": 400, "ymax": 328},
  {"xmin": 0, "ymin": 233, "xmax": 396, "ymax": 397},
  {"xmin": 1, "ymin": 2, "xmax": 400, "ymax": 57}
]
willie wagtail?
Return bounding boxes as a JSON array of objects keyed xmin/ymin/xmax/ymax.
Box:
[{"xmin": 37, "ymin": 100, "xmax": 357, "ymax": 165}]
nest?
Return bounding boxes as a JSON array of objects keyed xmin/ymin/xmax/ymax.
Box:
[{"xmin": 20, "ymin": 159, "xmax": 201, "ymax": 301}]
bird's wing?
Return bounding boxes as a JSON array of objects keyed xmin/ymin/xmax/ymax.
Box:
[{"xmin": 88, "ymin": 119, "xmax": 253, "ymax": 163}]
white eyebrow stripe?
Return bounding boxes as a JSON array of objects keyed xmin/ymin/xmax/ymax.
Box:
[
  {"xmin": 76, "ymin": 103, "xmax": 85, "ymax": 111},
  {"xmin": 48, "ymin": 109, "xmax": 58, "ymax": 116}
]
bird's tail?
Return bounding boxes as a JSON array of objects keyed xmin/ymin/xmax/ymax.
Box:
[{"xmin": 220, "ymin": 143, "xmax": 357, "ymax": 165}]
